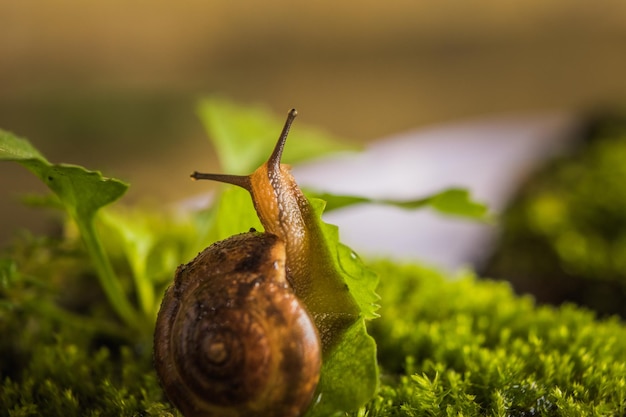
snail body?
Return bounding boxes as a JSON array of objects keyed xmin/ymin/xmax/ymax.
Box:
[
  {"xmin": 190, "ymin": 109, "xmax": 360, "ymax": 350},
  {"xmin": 155, "ymin": 109, "xmax": 358, "ymax": 417}
]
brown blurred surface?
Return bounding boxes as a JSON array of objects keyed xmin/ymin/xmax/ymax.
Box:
[{"xmin": 2, "ymin": 1, "xmax": 626, "ymax": 245}]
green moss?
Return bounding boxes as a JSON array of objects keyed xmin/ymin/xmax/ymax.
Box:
[
  {"xmin": 3, "ymin": 240, "xmax": 626, "ymax": 416},
  {"xmin": 1, "ymin": 340, "xmax": 172, "ymax": 417},
  {"xmin": 363, "ymin": 261, "xmax": 626, "ymax": 416},
  {"xmin": 0, "ymin": 234, "xmax": 171, "ymax": 417}
]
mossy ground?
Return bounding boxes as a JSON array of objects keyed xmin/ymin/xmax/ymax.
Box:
[
  {"xmin": 368, "ymin": 261, "xmax": 626, "ymax": 416},
  {"xmin": 2, "ymin": 233, "xmax": 625, "ymax": 416}
]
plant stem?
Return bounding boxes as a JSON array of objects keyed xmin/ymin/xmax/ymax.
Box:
[
  {"xmin": 131, "ymin": 253, "xmax": 155, "ymax": 319},
  {"xmin": 76, "ymin": 217, "xmax": 142, "ymax": 331}
]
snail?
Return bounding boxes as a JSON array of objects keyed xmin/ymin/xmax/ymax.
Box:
[
  {"xmin": 154, "ymin": 109, "xmax": 360, "ymax": 417},
  {"xmin": 153, "ymin": 232, "xmax": 321, "ymax": 417}
]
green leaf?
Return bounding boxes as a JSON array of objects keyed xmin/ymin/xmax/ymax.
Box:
[
  {"xmin": 424, "ymin": 188, "xmax": 489, "ymax": 219},
  {"xmin": 309, "ymin": 198, "xmax": 380, "ymax": 320},
  {"xmin": 196, "ymin": 97, "xmax": 359, "ymax": 174},
  {"xmin": 307, "ymin": 187, "xmax": 490, "ymax": 220},
  {"xmin": 300, "ymin": 199, "xmax": 379, "ymax": 415},
  {"xmin": 0, "ymin": 129, "xmax": 140, "ymax": 330},
  {"xmin": 37, "ymin": 164, "xmax": 127, "ymax": 220},
  {"xmin": 308, "ymin": 320, "xmax": 379, "ymax": 417},
  {"xmin": 98, "ymin": 207, "xmax": 199, "ymax": 319},
  {"xmin": 0, "ymin": 129, "xmax": 47, "ymax": 161},
  {"xmin": 0, "ymin": 130, "xmax": 127, "ymax": 220},
  {"xmin": 203, "ymin": 186, "xmax": 263, "ymax": 244}
]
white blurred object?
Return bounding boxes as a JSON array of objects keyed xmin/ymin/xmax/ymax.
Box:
[{"xmin": 293, "ymin": 112, "xmax": 580, "ymax": 271}]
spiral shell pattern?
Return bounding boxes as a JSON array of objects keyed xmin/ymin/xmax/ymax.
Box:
[{"xmin": 154, "ymin": 232, "xmax": 321, "ymax": 417}]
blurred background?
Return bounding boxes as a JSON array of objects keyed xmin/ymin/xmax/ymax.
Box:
[{"xmin": 3, "ymin": 2, "xmax": 626, "ymax": 315}]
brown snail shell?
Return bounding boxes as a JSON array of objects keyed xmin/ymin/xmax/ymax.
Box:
[{"xmin": 154, "ymin": 231, "xmax": 321, "ymax": 417}]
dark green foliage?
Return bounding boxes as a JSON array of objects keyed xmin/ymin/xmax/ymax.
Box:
[{"xmin": 486, "ymin": 127, "xmax": 626, "ymax": 317}]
